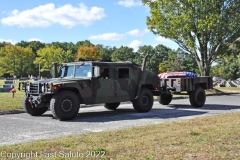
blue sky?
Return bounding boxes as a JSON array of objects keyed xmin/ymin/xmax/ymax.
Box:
[{"xmin": 0, "ymin": 0, "xmax": 179, "ymax": 51}]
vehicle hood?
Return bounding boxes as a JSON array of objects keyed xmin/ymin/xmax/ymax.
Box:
[{"xmin": 32, "ymin": 78, "xmax": 90, "ymax": 84}]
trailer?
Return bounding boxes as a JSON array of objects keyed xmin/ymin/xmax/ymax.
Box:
[{"xmin": 158, "ymin": 76, "xmax": 213, "ymax": 107}]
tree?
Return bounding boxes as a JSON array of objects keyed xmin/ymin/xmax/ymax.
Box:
[
  {"xmin": 142, "ymin": 0, "xmax": 240, "ymax": 76},
  {"xmin": 212, "ymin": 48, "xmax": 240, "ymax": 79},
  {"xmin": 0, "ymin": 41, "xmax": 11, "ymax": 48},
  {"xmin": 34, "ymin": 45, "xmax": 74, "ymax": 72},
  {"xmin": 98, "ymin": 45, "xmax": 117, "ymax": 60},
  {"xmin": 158, "ymin": 48, "xmax": 199, "ymax": 74},
  {"xmin": 76, "ymin": 46, "xmax": 102, "ymax": 61},
  {"xmin": 0, "ymin": 45, "xmax": 35, "ymax": 77},
  {"xmin": 111, "ymin": 46, "xmax": 136, "ymax": 62},
  {"xmin": 136, "ymin": 45, "xmax": 170, "ymax": 73},
  {"xmin": 16, "ymin": 40, "xmax": 45, "ymax": 54},
  {"xmin": 16, "ymin": 41, "xmax": 46, "ymax": 76},
  {"xmin": 50, "ymin": 41, "xmax": 76, "ymax": 54},
  {"xmin": 75, "ymin": 40, "xmax": 93, "ymax": 53}
]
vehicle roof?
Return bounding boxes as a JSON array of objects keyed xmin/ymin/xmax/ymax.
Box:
[{"xmin": 62, "ymin": 61, "xmax": 140, "ymax": 67}]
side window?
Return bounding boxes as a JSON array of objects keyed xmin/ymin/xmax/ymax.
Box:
[
  {"xmin": 118, "ymin": 68, "xmax": 129, "ymax": 79},
  {"xmin": 100, "ymin": 67, "xmax": 110, "ymax": 79}
]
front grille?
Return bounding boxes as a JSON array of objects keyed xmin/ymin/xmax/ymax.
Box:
[
  {"xmin": 29, "ymin": 83, "xmax": 39, "ymax": 94},
  {"xmin": 19, "ymin": 82, "xmax": 53, "ymax": 94}
]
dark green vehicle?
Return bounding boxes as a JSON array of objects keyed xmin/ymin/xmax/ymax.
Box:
[
  {"xmin": 19, "ymin": 57, "xmax": 160, "ymax": 120},
  {"xmin": 19, "ymin": 56, "xmax": 212, "ymax": 121}
]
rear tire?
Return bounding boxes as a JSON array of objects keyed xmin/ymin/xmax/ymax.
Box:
[
  {"xmin": 104, "ymin": 102, "xmax": 120, "ymax": 110},
  {"xmin": 132, "ymin": 88, "xmax": 153, "ymax": 112},
  {"xmin": 158, "ymin": 94, "xmax": 172, "ymax": 105},
  {"xmin": 189, "ymin": 87, "xmax": 206, "ymax": 108},
  {"xmin": 22, "ymin": 95, "xmax": 48, "ymax": 116},
  {"xmin": 50, "ymin": 90, "xmax": 80, "ymax": 121}
]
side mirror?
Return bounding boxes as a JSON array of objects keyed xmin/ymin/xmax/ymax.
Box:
[
  {"xmin": 93, "ymin": 66, "xmax": 100, "ymax": 77},
  {"xmin": 51, "ymin": 62, "xmax": 58, "ymax": 78}
]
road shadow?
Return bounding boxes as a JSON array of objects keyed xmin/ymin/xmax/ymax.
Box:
[
  {"xmin": 39, "ymin": 103, "xmax": 240, "ymax": 122},
  {"xmin": 168, "ymin": 104, "xmax": 240, "ymax": 110},
  {"xmin": 65, "ymin": 107, "xmax": 207, "ymax": 123}
]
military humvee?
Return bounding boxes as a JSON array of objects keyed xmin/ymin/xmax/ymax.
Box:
[
  {"xmin": 19, "ymin": 56, "xmax": 160, "ymax": 120},
  {"xmin": 19, "ymin": 56, "xmax": 212, "ymax": 121}
]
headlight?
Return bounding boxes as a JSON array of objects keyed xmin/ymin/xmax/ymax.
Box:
[
  {"xmin": 41, "ymin": 86, "xmax": 44, "ymax": 92},
  {"xmin": 27, "ymin": 85, "xmax": 30, "ymax": 91}
]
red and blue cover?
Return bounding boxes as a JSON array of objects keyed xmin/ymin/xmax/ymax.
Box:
[{"xmin": 158, "ymin": 71, "xmax": 197, "ymax": 78}]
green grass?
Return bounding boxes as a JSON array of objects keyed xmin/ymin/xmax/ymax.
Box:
[
  {"xmin": 0, "ymin": 80, "xmax": 25, "ymax": 111},
  {"xmin": 0, "ymin": 112, "xmax": 240, "ymax": 159}
]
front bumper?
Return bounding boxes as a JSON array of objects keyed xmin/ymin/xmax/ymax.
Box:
[{"xmin": 19, "ymin": 82, "xmax": 54, "ymax": 108}]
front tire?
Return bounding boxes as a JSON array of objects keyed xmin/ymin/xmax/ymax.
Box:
[
  {"xmin": 50, "ymin": 90, "xmax": 80, "ymax": 121},
  {"xmin": 158, "ymin": 94, "xmax": 172, "ymax": 105},
  {"xmin": 189, "ymin": 87, "xmax": 206, "ymax": 108},
  {"xmin": 132, "ymin": 88, "xmax": 153, "ymax": 112},
  {"xmin": 22, "ymin": 95, "xmax": 48, "ymax": 116},
  {"xmin": 104, "ymin": 102, "xmax": 120, "ymax": 110}
]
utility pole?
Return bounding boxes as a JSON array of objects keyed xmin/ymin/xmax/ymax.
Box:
[{"xmin": 39, "ymin": 63, "xmax": 40, "ymax": 78}]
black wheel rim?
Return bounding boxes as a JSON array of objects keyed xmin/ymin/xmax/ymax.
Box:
[
  {"xmin": 61, "ymin": 99, "xmax": 73, "ymax": 112},
  {"xmin": 141, "ymin": 95, "xmax": 149, "ymax": 106}
]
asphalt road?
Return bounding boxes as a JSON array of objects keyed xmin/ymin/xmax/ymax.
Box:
[{"xmin": 0, "ymin": 94, "xmax": 240, "ymax": 146}]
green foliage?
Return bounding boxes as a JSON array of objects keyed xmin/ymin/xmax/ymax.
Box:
[
  {"xmin": 159, "ymin": 48, "xmax": 199, "ymax": 74},
  {"xmin": 99, "ymin": 45, "xmax": 117, "ymax": 60},
  {"xmin": 142, "ymin": 0, "xmax": 240, "ymax": 76},
  {"xmin": 213, "ymin": 60, "xmax": 240, "ymax": 80},
  {"xmin": 34, "ymin": 45, "xmax": 74, "ymax": 72},
  {"xmin": 0, "ymin": 41, "xmax": 12, "ymax": 48},
  {"xmin": 0, "ymin": 40, "xmax": 202, "ymax": 76},
  {"xmin": 111, "ymin": 46, "xmax": 136, "ymax": 62},
  {"xmin": 211, "ymin": 44, "xmax": 240, "ymax": 79},
  {"xmin": 137, "ymin": 45, "xmax": 170, "ymax": 73},
  {"xmin": 0, "ymin": 45, "xmax": 35, "ymax": 77},
  {"xmin": 51, "ymin": 41, "xmax": 76, "ymax": 54}
]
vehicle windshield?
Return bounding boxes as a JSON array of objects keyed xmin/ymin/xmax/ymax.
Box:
[
  {"xmin": 59, "ymin": 64, "xmax": 92, "ymax": 78},
  {"xmin": 75, "ymin": 64, "xmax": 91, "ymax": 77},
  {"xmin": 59, "ymin": 65, "xmax": 74, "ymax": 78}
]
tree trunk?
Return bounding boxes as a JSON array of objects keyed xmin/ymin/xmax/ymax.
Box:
[
  {"xmin": 195, "ymin": 44, "xmax": 211, "ymax": 76},
  {"xmin": 197, "ymin": 60, "xmax": 210, "ymax": 76}
]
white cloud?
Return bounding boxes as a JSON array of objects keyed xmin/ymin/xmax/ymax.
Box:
[
  {"xmin": 0, "ymin": 39, "xmax": 16, "ymax": 44},
  {"xmin": 1, "ymin": 3, "xmax": 106, "ymax": 28},
  {"xmin": 126, "ymin": 29, "xmax": 143, "ymax": 36},
  {"xmin": 28, "ymin": 38, "xmax": 42, "ymax": 42},
  {"xmin": 155, "ymin": 36, "xmax": 172, "ymax": 42},
  {"xmin": 128, "ymin": 40, "xmax": 142, "ymax": 51},
  {"xmin": 88, "ymin": 33, "xmax": 125, "ymax": 41},
  {"xmin": 117, "ymin": 0, "xmax": 142, "ymax": 7},
  {"xmin": 126, "ymin": 28, "xmax": 150, "ymax": 37}
]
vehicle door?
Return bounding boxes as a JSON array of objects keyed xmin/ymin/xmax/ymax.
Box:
[
  {"xmin": 92, "ymin": 66, "xmax": 115, "ymax": 104},
  {"xmin": 114, "ymin": 67, "xmax": 136, "ymax": 101}
]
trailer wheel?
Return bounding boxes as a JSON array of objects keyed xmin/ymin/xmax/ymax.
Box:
[
  {"xmin": 104, "ymin": 102, "xmax": 120, "ymax": 110},
  {"xmin": 50, "ymin": 90, "xmax": 80, "ymax": 121},
  {"xmin": 22, "ymin": 95, "xmax": 48, "ymax": 116},
  {"xmin": 158, "ymin": 94, "xmax": 172, "ymax": 105},
  {"xmin": 189, "ymin": 87, "xmax": 206, "ymax": 108},
  {"xmin": 132, "ymin": 88, "xmax": 153, "ymax": 112}
]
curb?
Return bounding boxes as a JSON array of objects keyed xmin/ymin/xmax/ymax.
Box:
[
  {"xmin": 0, "ymin": 93, "xmax": 239, "ymax": 115},
  {"xmin": 0, "ymin": 109, "xmax": 25, "ymax": 115}
]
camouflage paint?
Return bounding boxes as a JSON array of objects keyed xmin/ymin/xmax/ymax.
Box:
[{"xmin": 19, "ymin": 60, "xmax": 212, "ymax": 108}]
